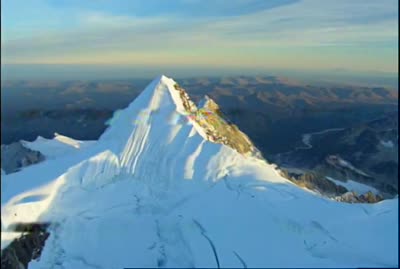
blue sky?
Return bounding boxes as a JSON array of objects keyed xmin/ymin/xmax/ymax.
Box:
[{"xmin": 1, "ymin": 0, "xmax": 398, "ymax": 74}]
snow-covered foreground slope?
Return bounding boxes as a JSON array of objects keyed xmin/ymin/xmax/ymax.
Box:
[{"xmin": 1, "ymin": 75, "xmax": 398, "ymax": 268}]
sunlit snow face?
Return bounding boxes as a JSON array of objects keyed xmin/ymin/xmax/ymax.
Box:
[
  {"xmin": 106, "ymin": 109, "xmax": 123, "ymax": 126},
  {"xmin": 134, "ymin": 110, "xmax": 150, "ymax": 124}
]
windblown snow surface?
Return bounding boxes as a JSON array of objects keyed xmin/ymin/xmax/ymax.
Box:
[{"xmin": 1, "ymin": 75, "xmax": 398, "ymax": 268}]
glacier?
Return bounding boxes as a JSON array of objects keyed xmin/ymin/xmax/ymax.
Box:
[{"xmin": 1, "ymin": 75, "xmax": 398, "ymax": 268}]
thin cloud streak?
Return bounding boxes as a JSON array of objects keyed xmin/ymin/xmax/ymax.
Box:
[{"xmin": 1, "ymin": 0, "xmax": 398, "ymax": 73}]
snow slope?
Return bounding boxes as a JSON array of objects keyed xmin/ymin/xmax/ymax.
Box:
[
  {"xmin": 21, "ymin": 134, "xmax": 96, "ymax": 159},
  {"xmin": 1, "ymin": 75, "xmax": 398, "ymax": 268}
]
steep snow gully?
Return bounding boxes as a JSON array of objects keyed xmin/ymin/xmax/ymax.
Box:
[{"xmin": 1, "ymin": 75, "xmax": 398, "ymax": 268}]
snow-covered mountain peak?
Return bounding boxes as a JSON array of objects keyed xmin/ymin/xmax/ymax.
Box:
[
  {"xmin": 100, "ymin": 74, "xmax": 258, "ymax": 158},
  {"xmin": 1, "ymin": 75, "xmax": 398, "ymax": 268}
]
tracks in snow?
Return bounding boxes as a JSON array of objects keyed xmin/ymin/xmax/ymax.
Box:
[{"xmin": 193, "ymin": 218, "xmax": 220, "ymax": 268}]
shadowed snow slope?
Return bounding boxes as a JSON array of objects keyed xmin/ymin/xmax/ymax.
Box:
[{"xmin": 1, "ymin": 75, "xmax": 398, "ymax": 268}]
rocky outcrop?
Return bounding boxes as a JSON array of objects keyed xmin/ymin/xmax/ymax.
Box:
[
  {"xmin": 1, "ymin": 142, "xmax": 45, "ymax": 174},
  {"xmin": 173, "ymin": 83, "xmax": 198, "ymax": 113},
  {"xmin": 1, "ymin": 223, "xmax": 50, "ymax": 269},
  {"xmin": 174, "ymin": 84, "xmax": 260, "ymax": 156},
  {"xmin": 279, "ymin": 170, "xmax": 348, "ymax": 197},
  {"xmin": 279, "ymin": 169, "xmax": 384, "ymax": 203},
  {"xmin": 335, "ymin": 191, "xmax": 383, "ymax": 204},
  {"xmin": 335, "ymin": 191, "xmax": 360, "ymax": 203}
]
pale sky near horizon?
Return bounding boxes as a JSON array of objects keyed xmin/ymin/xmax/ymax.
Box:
[{"xmin": 1, "ymin": 0, "xmax": 398, "ymax": 74}]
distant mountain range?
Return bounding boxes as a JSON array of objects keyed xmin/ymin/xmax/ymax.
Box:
[{"xmin": 275, "ymin": 111, "xmax": 398, "ymax": 197}]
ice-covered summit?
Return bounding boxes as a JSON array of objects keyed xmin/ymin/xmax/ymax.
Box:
[
  {"xmin": 101, "ymin": 75, "xmax": 259, "ymax": 157},
  {"xmin": 1, "ymin": 75, "xmax": 398, "ymax": 268}
]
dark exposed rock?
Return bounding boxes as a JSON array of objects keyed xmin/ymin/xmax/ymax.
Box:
[
  {"xmin": 1, "ymin": 223, "xmax": 50, "ymax": 269},
  {"xmin": 279, "ymin": 169, "xmax": 384, "ymax": 203},
  {"xmin": 279, "ymin": 170, "xmax": 348, "ymax": 197},
  {"xmin": 1, "ymin": 142, "xmax": 45, "ymax": 174}
]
